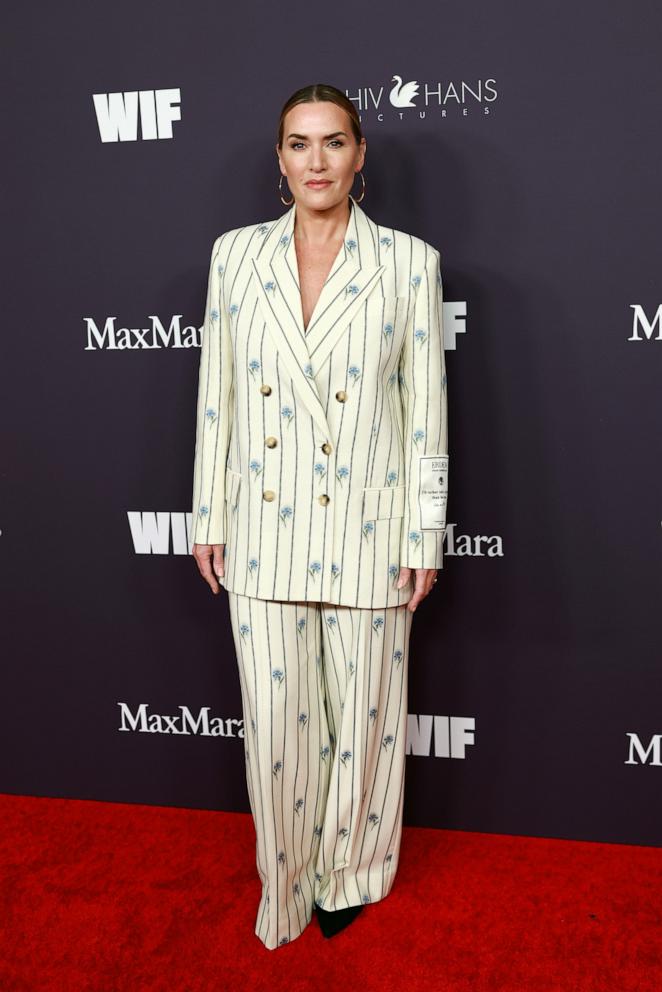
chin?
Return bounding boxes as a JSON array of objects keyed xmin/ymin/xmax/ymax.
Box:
[{"xmin": 304, "ymin": 186, "xmax": 347, "ymax": 204}]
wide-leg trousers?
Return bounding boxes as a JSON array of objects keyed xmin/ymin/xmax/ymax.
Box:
[{"xmin": 226, "ymin": 591, "xmax": 414, "ymax": 950}]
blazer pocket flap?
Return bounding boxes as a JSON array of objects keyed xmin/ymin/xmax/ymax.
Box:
[
  {"xmin": 362, "ymin": 484, "xmax": 406, "ymax": 521},
  {"xmin": 225, "ymin": 467, "xmax": 243, "ymax": 506},
  {"xmin": 365, "ymin": 294, "xmax": 412, "ymax": 327}
]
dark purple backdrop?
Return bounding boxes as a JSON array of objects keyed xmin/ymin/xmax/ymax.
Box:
[{"xmin": 2, "ymin": 0, "xmax": 661, "ymax": 846}]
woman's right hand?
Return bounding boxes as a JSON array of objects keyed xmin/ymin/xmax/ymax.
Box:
[{"xmin": 192, "ymin": 543, "xmax": 225, "ymax": 594}]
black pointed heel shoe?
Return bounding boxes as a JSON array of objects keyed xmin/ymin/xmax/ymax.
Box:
[{"xmin": 315, "ymin": 902, "xmax": 364, "ymax": 938}]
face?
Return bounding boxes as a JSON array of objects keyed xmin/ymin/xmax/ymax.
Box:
[{"xmin": 276, "ymin": 100, "xmax": 366, "ymax": 211}]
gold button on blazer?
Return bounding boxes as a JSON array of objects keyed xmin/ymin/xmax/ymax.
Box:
[{"xmin": 191, "ymin": 195, "xmax": 448, "ymax": 608}]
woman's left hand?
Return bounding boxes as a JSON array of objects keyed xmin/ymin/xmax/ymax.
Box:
[{"xmin": 397, "ymin": 568, "xmax": 438, "ymax": 612}]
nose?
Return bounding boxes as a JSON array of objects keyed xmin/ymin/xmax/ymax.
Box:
[{"xmin": 309, "ymin": 144, "xmax": 326, "ymax": 172}]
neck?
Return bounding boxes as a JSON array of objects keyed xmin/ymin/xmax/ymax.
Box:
[{"xmin": 293, "ymin": 197, "xmax": 351, "ymax": 247}]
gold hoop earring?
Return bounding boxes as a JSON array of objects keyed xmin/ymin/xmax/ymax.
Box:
[
  {"xmin": 278, "ymin": 175, "xmax": 294, "ymax": 206},
  {"xmin": 352, "ymin": 170, "xmax": 366, "ymax": 203}
]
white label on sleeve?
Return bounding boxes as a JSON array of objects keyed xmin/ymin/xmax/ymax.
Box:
[{"xmin": 419, "ymin": 455, "xmax": 448, "ymax": 530}]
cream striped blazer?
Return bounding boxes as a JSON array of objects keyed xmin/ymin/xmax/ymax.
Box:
[{"xmin": 191, "ymin": 195, "xmax": 448, "ymax": 609}]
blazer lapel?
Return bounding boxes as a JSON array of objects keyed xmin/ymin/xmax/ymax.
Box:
[
  {"xmin": 251, "ymin": 196, "xmax": 385, "ymax": 437},
  {"xmin": 302, "ymin": 197, "xmax": 385, "ymax": 369}
]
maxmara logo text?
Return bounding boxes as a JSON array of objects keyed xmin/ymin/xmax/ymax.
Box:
[
  {"xmin": 629, "ymin": 305, "xmax": 662, "ymax": 341},
  {"xmin": 625, "ymin": 735, "xmax": 662, "ymax": 765},
  {"xmin": 84, "ymin": 316, "xmax": 200, "ymax": 350},
  {"xmin": 127, "ymin": 514, "xmax": 504, "ymax": 558},
  {"xmin": 119, "ymin": 703, "xmax": 243, "ymax": 737},
  {"xmin": 347, "ymin": 75, "xmax": 498, "ymax": 121}
]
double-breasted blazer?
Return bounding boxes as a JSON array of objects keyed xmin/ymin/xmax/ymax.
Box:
[{"xmin": 191, "ymin": 194, "xmax": 448, "ymax": 609}]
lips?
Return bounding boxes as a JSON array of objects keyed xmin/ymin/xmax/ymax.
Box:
[{"xmin": 306, "ymin": 180, "xmax": 331, "ymax": 187}]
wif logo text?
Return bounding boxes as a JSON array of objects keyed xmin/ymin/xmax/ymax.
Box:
[
  {"xmin": 129, "ymin": 513, "xmax": 195, "ymax": 555},
  {"xmin": 407, "ymin": 715, "xmax": 476, "ymax": 758},
  {"xmin": 443, "ymin": 302, "xmax": 466, "ymax": 351},
  {"xmin": 93, "ymin": 89, "xmax": 181, "ymax": 142}
]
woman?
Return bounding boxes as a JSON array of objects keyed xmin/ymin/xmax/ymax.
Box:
[{"xmin": 191, "ymin": 83, "xmax": 448, "ymax": 950}]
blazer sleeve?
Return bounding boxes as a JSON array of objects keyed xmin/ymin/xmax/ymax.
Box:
[
  {"xmin": 398, "ymin": 245, "xmax": 449, "ymax": 569},
  {"xmin": 190, "ymin": 234, "xmax": 234, "ymax": 545}
]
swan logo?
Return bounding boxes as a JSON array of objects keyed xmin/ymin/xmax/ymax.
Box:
[
  {"xmin": 389, "ymin": 75, "xmax": 420, "ymax": 107},
  {"xmin": 347, "ymin": 77, "xmax": 498, "ymax": 119}
]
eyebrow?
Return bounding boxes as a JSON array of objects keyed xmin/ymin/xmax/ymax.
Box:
[{"xmin": 287, "ymin": 131, "xmax": 348, "ymax": 140}]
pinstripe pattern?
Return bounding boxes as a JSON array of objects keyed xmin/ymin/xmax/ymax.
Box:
[
  {"xmin": 228, "ymin": 591, "xmax": 413, "ymax": 950},
  {"xmin": 191, "ymin": 195, "xmax": 448, "ymax": 608}
]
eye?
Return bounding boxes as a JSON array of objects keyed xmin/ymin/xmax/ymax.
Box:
[
  {"xmin": 328, "ymin": 139, "xmax": 344, "ymax": 147},
  {"xmin": 290, "ymin": 141, "xmax": 304, "ymax": 150}
]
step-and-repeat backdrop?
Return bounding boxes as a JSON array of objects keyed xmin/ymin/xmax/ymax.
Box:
[{"xmin": 3, "ymin": 1, "xmax": 660, "ymax": 846}]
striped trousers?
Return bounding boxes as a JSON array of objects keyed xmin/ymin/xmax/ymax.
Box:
[{"xmin": 227, "ymin": 591, "xmax": 414, "ymax": 950}]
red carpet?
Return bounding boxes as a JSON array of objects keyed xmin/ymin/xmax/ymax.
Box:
[{"xmin": 1, "ymin": 793, "xmax": 660, "ymax": 992}]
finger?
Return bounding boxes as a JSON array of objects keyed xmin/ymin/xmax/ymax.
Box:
[
  {"xmin": 213, "ymin": 548, "xmax": 225, "ymax": 580},
  {"xmin": 397, "ymin": 567, "xmax": 411, "ymax": 590},
  {"xmin": 199, "ymin": 551, "xmax": 218, "ymax": 593},
  {"xmin": 407, "ymin": 570, "xmax": 435, "ymax": 612},
  {"xmin": 407, "ymin": 575, "xmax": 425, "ymax": 612},
  {"xmin": 194, "ymin": 544, "xmax": 221, "ymax": 594},
  {"xmin": 207, "ymin": 544, "xmax": 226, "ymax": 593},
  {"xmin": 192, "ymin": 544, "xmax": 209, "ymax": 579}
]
